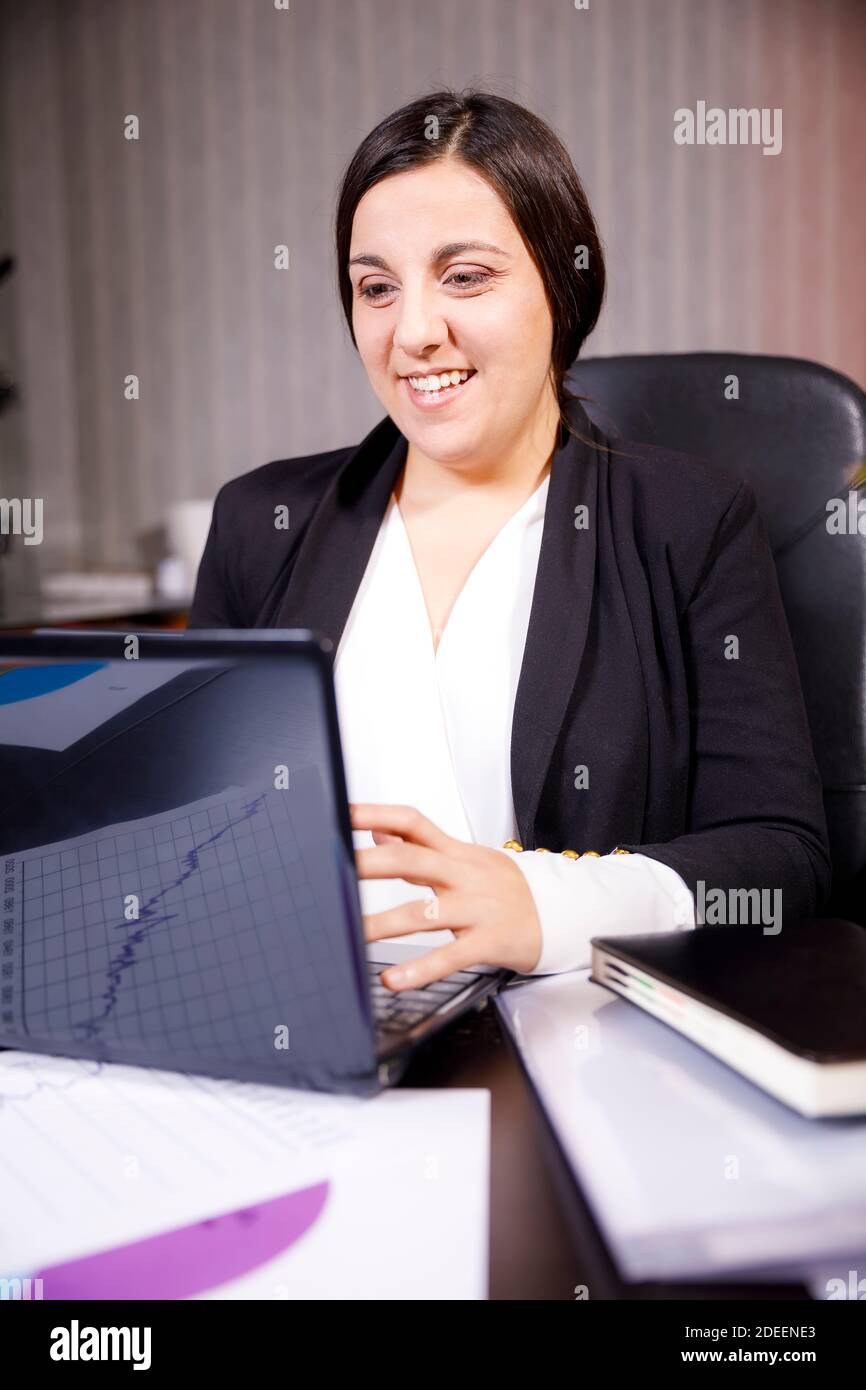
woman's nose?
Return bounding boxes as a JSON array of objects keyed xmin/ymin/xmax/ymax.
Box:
[{"xmin": 392, "ymin": 283, "xmax": 448, "ymax": 358}]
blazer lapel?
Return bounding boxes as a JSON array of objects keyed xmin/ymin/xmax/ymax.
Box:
[
  {"xmin": 510, "ymin": 406, "xmax": 601, "ymax": 847},
  {"xmin": 271, "ymin": 415, "xmax": 408, "ymax": 646}
]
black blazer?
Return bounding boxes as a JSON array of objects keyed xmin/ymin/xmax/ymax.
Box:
[{"xmin": 188, "ymin": 400, "xmax": 831, "ymax": 922}]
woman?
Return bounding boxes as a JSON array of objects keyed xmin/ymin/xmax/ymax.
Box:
[{"xmin": 188, "ymin": 89, "xmax": 830, "ymax": 994}]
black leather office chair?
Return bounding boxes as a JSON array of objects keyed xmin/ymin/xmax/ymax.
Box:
[{"xmin": 567, "ymin": 352, "xmax": 866, "ymax": 925}]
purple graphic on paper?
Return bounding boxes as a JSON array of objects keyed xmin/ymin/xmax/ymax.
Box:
[{"xmin": 36, "ymin": 1181, "xmax": 330, "ymax": 1299}]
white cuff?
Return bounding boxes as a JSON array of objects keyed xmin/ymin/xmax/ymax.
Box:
[{"xmin": 498, "ymin": 849, "xmax": 696, "ymax": 975}]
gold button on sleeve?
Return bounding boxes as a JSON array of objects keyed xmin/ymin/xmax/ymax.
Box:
[
  {"xmin": 502, "ymin": 839, "xmax": 524, "ymax": 852},
  {"xmin": 561, "ymin": 848, "xmax": 580, "ymax": 859},
  {"xmin": 611, "ymin": 847, "xmax": 632, "ymax": 855},
  {"xmin": 582, "ymin": 850, "xmax": 601, "ymax": 858}
]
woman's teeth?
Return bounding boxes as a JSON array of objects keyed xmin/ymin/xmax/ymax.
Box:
[{"xmin": 407, "ymin": 369, "xmax": 474, "ymax": 393}]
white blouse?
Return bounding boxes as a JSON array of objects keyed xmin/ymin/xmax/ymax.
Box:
[{"xmin": 333, "ymin": 473, "xmax": 696, "ymax": 974}]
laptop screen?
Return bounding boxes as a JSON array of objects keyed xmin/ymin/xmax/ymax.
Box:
[{"xmin": 0, "ymin": 635, "xmax": 377, "ymax": 1094}]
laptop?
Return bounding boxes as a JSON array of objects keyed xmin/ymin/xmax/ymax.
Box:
[{"xmin": 0, "ymin": 629, "xmax": 511, "ymax": 1096}]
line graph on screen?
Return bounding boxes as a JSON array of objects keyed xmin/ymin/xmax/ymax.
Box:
[{"xmin": 1, "ymin": 771, "xmax": 353, "ymax": 1069}]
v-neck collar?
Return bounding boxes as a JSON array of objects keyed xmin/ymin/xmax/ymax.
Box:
[
  {"xmin": 389, "ymin": 472, "xmax": 551, "ymax": 659},
  {"xmin": 271, "ymin": 405, "xmax": 603, "ymax": 848}
]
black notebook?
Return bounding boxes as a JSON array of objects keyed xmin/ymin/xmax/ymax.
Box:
[{"xmin": 590, "ymin": 920, "xmax": 866, "ymax": 1118}]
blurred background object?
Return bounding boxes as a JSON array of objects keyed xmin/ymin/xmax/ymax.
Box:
[
  {"xmin": 0, "ymin": 254, "xmax": 16, "ymax": 415},
  {"xmin": 165, "ymin": 499, "xmax": 215, "ymax": 599},
  {"xmin": 0, "ymin": 255, "xmax": 17, "ymax": 582},
  {"xmin": 0, "ymin": 0, "xmax": 863, "ymax": 624}
]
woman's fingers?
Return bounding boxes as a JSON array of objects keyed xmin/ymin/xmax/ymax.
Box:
[
  {"xmin": 354, "ymin": 840, "xmax": 462, "ymax": 891},
  {"xmin": 380, "ymin": 938, "xmax": 483, "ymax": 992},
  {"xmin": 348, "ymin": 806, "xmax": 505, "ymax": 989},
  {"xmin": 350, "ymin": 803, "xmax": 457, "ymax": 854},
  {"xmin": 371, "ymin": 829, "xmax": 403, "ymax": 845},
  {"xmin": 363, "ymin": 892, "xmax": 470, "ymax": 943}
]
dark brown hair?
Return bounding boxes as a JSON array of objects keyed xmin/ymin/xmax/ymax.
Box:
[{"xmin": 335, "ymin": 87, "xmax": 605, "ymax": 435}]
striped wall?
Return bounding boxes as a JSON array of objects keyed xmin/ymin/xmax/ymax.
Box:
[{"xmin": 0, "ymin": 0, "xmax": 863, "ymax": 575}]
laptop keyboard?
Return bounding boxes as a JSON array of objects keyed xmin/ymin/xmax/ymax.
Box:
[{"xmin": 367, "ymin": 958, "xmax": 482, "ymax": 1036}]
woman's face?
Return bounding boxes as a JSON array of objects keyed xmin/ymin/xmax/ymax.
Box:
[{"xmin": 348, "ymin": 158, "xmax": 557, "ymax": 468}]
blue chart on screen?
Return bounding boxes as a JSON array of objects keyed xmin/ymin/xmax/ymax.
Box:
[
  {"xmin": 0, "ymin": 657, "xmax": 199, "ymax": 751},
  {"xmin": 0, "ymin": 662, "xmax": 106, "ymax": 704}
]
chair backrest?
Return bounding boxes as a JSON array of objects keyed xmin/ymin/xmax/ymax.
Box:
[{"xmin": 567, "ymin": 352, "xmax": 866, "ymax": 922}]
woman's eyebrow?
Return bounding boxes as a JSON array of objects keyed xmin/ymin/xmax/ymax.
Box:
[
  {"xmin": 348, "ymin": 240, "xmax": 511, "ymax": 273},
  {"xmin": 348, "ymin": 253, "xmax": 392, "ymax": 271},
  {"xmin": 430, "ymin": 240, "xmax": 511, "ymax": 262}
]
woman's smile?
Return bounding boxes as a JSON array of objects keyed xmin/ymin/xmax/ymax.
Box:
[{"xmin": 401, "ymin": 368, "xmax": 477, "ymax": 411}]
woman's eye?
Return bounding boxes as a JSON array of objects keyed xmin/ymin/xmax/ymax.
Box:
[
  {"xmin": 445, "ymin": 270, "xmax": 489, "ymax": 290},
  {"xmin": 358, "ymin": 282, "xmax": 396, "ymax": 301}
]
